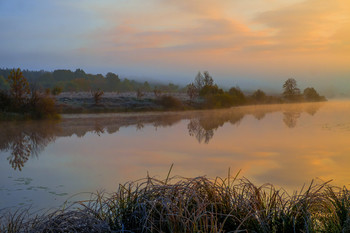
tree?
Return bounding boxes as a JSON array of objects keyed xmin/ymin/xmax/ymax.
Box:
[
  {"xmin": 203, "ymin": 71, "xmax": 213, "ymax": 87},
  {"xmin": 228, "ymin": 87, "xmax": 246, "ymax": 105},
  {"xmin": 91, "ymin": 89, "xmax": 104, "ymax": 104},
  {"xmin": 283, "ymin": 78, "xmax": 300, "ymax": 101},
  {"xmin": 194, "ymin": 71, "xmax": 204, "ymax": 91},
  {"xmin": 74, "ymin": 68, "xmax": 87, "ymax": 79},
  {"xmin": 303, "ymin": 87, "xmax": 325, "ymax": 101},
  {"xmin": 7, "ymin": 68, "xmax": 30, "ymax": 105},
  {"xmin": 187, "ymin": 83, "xmax": 197, "ymax": 102},
  {"xmin": 251, "ymin": 89, "xmax": 266, "ymax": 103},
  {"xmin": 106, "ymin": 72, "xmax": 120, "ymax": 91}
]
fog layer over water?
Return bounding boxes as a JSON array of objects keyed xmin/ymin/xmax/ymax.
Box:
[{"xmin": 1, "ymin": 100, "xmax": 350, "ymax": 211}]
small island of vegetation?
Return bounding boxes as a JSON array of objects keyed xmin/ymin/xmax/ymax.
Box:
[{"xmin": 0, "ymin": 68, "xmax": 326, "ymax": 120}]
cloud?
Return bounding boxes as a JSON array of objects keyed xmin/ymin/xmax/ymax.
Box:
[{"xmin": 254, "ymin": 0, "xmax": 350, "ymax": 53}]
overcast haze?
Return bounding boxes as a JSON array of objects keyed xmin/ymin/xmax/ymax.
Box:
[{"xmin": 1, "ymin": 0, "xmax": 349, "ymax": 94}]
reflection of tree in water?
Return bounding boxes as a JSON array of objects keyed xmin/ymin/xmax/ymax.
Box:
[
  {"xmin": 188, "ymin": 119, "xmax": 214, "ymax": 144},
  {"xmin": 282, "ymin": 103, "xmax": 322, "ymax": 128},
  {"xmin": 283, "ymin": 111, "xmax": 301, "ymax": 128},
  {"xmin": 187, "ymin": 111, "xmax": 245, "ymax": 144},
  {"xmin": 136, "ymin": 122, "xmax": 144, "ymax": 131},
  {"xmin": 93, "ymin": 121, "xmax": 105, "ymax": 136},
  {"xmin": 304, "ymin": 103, "xmax": 323, "ymax": 116},
  {"xmin": 0, "ymin": 122, "xmax": 58, "ymax": 171}
]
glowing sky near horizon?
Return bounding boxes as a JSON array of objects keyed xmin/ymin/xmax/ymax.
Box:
[{"xmin": 0, "ymin": 0, "xmax": 349, "ymax": 89}]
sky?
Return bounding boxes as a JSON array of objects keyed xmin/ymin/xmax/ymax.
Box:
[{"xmin": 0, "ymin": 0, "xmax": 349, "ymax": 92}]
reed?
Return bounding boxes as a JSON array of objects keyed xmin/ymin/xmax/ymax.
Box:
[{"xmin": 1, "ymin": 173, "xmax": 350, "ymax": 232}]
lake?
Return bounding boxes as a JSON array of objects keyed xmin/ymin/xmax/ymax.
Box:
[{"xmin": 1, "ymin": 100, "xmax": 350, "ymax": 212}]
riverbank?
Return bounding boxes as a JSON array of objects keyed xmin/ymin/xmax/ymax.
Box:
[
  {"xmin": 55, "ymin": 91, "xmax": 327, "ymax": 114},
  {"xmin": 55, "ymin": 91, "xmax": 192, "ymax": 113},
  {"xmin": 1, "ymin": 173, "xmax": 349, "ymax": 233}
]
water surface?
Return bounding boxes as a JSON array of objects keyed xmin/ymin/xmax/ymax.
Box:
[{"xmin": 1, "ymin": 100, "xmax": 350, "ymax": 211}]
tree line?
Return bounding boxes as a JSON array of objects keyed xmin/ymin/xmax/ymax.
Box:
[
  {"xmin": 0, "ymin": 68, "xmax": 180, "ymax": 93},
  {"xmin": 186, "ymin": 71, "xmax": 326, "ymax": 108}
]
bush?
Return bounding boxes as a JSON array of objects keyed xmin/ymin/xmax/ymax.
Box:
[
  {"xmin": 31, "ymin": 95, "xmax": 59, "ymax": 119},
  {"xmin": 51, "ymin": 86, "xmax": 63, "ymax": 96},
  {"xmin": 228, "ymin": 87, "xmax": 246, "ymax": 105},
  {"xmin": 91, "ymin": 89, "xmax": 104, "ymax": 105},
  {"xmin": 199, "ymin": 84, "xmax": 223, "ymax": 97},
  {"xmin": 251, "ymin": 89, "xmax": 267, "ymax": 103},
  {"xmin": 303, "ymin": 87, "xmax": 326, "ymax": 102},
  {"xmin": 204, "ymin": 93, "xmax": 234, "ymax": 108},
  {"xmin": 156, "ymin": 95, "xmax": 183, "ymax": 109}
]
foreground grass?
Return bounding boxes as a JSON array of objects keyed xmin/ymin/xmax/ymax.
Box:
[{"xmin": 1, "ymin": 173, "xmax": 350, "ymax": 233}]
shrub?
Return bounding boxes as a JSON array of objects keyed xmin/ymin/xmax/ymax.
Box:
[
  {"xmin": 204, "ymin": 93, "xmax": 234, "ymax": 108},
  {"xmin": 51, "ymin": 86, "xmax": 63, "ymax": 96},
  {"xmin": 228, "ymin": 87, "xmax": 246, "ymax": 105},
  {"xmin": 251, "ymin": 89, "xmax": 267, "ymax": 103},
  {"xmin": 303, "ymin": 87, "xmax": 326, "ymax": 102},
  {"xmin": 156, "ymin": 95, "xmax": 183, "ymax": 109},
  {"xmin": 199, "ymin": 84, "xmax": 223, "ymax": 97},
  {"xmin": 91, "ymin": 89, "xmax": 104, "ymax": 105}
]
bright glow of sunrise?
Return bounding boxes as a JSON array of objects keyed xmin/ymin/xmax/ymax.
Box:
[{"xmin": 0, "ymin": 0, "xmax": 349, "ymax": 90}]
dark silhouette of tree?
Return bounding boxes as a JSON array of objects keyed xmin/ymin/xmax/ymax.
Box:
[
  {"xmin": 106, "ymin": 72, "xmax": 120, "ymax": 91},
  {"xmin": 303, "ymin": 87, "xmax": 326, "ymax": 101},
  {"xmin": 283, "ymin": 78, "xmax": 300, "ymax": 101},
  {"xmin": 74, "ymin": 68, "xmax": 87, "ymax": 79},
  {"xmin": 203, "ymin": 71, "xmax": 214, "ymax": 87},
  {"xmin": 251, "ymin": 89, "xmax": 266, "ymax": 103},
  {"xmin": 228, "ymin": 87, "xmax": 246, "ymax": 105}
]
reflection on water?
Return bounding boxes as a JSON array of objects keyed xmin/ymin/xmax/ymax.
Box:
[
  {"xmin": 0, "ymin": 122, "xmax": 58, "ymax": 171},
  {"xmin": 5, "ymin": 101, "xmax": 350, "ymax": 211},
  {"xmin": 0, "ymin": 103, "xmax": 324, "ymax": 170}
]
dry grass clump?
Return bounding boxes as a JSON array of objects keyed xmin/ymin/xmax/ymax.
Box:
[{"xmin": 2, "ymin": 172, "xmax": 350, "ymax": 232}]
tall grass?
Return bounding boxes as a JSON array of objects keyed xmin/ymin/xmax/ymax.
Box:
[{"xmin": 1, "ymin": 173, "xmax": 350, "ymax": 232}]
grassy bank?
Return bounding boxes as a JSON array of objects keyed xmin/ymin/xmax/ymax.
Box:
[{"xmin": 2, "ymin": 172, "xmax": 350, "ymax": 233}]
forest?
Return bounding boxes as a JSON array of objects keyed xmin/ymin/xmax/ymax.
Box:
[{"xmin": 0, "ymin": 68, "xmax": 180, "ymax": 93}]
